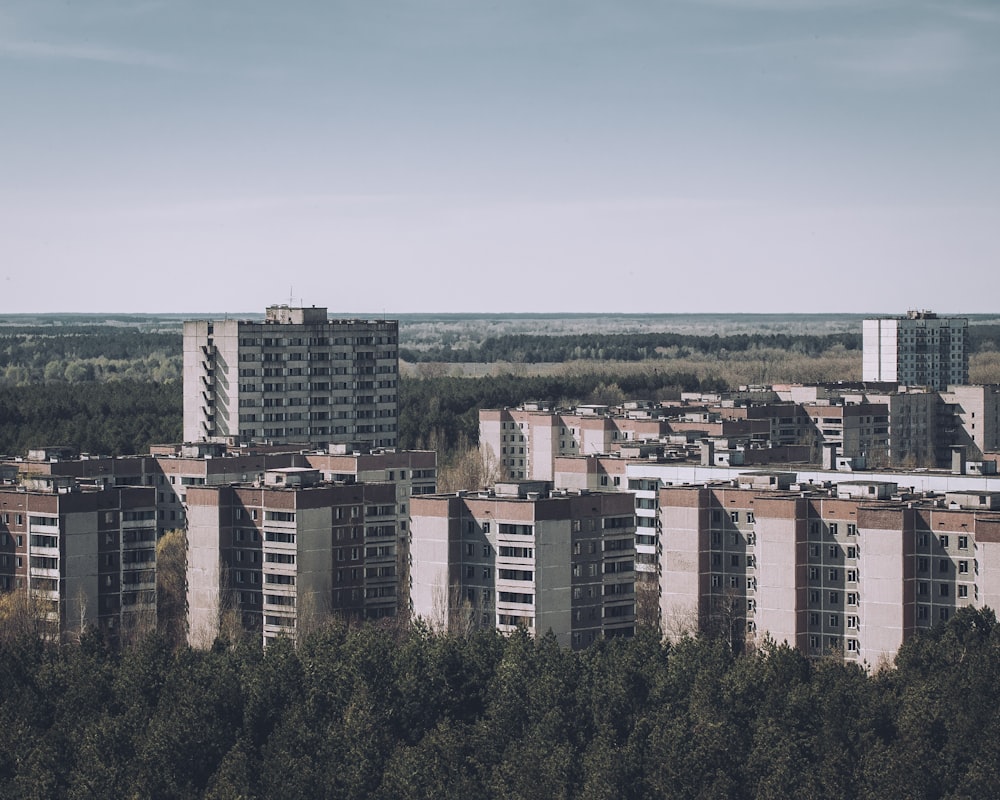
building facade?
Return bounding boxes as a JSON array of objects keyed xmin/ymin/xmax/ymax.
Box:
[
  {"xmin": 863, "ymin": 311, "xmax": 969, "ymax": 390},
  {"xmin": 183, "ymin": 304, "xmax": 399, "ymax": 449},
  {"xmin": 659, "ymin": 475, "xmax": 1000, "ymax": 666},
  {"xmin": 186, "ymin": 467, "xmax": 411, "ymax": 647},
  {"xmin": 410, "ymin": 482, "xmax": 636, "ymax": 649},
  {"xmin": 0, "ymin": 474, "xmax": 157, "ymax": 643}
]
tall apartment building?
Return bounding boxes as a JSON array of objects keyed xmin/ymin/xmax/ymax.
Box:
[
  {"xmin": 0, "ymin": 473, "xmax": 156, "ymax": 643},
  {"xmin": 184, "ymin": 304, "xmax": 399, "ymax": 449},
  {"xmin": 410, "ymin": 482, "xmax": 636, "ymax": 649},
  {"xmin": 939, "ymin": 385, "xmax": 1000, "ymax": 460},
  {"xmin": 863, "ymin": 311, "xmax": 969, "ymax": 390},
  {"xmin": 659, "ymin": 474, "xmax": 1000, "ymax": 666},
  {"xmin": 186, "ymin": 465, "xmax": 422, "ymax": 647}
]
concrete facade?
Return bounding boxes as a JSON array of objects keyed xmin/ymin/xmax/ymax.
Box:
[
  {"xmin": 186, "ymin": 468, "xmax": 409, "ymax": 647},
  {"xmin": 863, "ymin": 311, "xmax": 969, "ymax": 390},
  {"xmin": 410, "ymin": 484, "xmax": 637, "ymax": 649},
  {"xmin": 0, "ymin": 475, "xmax": 156, "ymax": 643},
  {"xmin": 658, "ymin": 476, "xmax": 1000, "ymax": 666},
  {"xmin": 183, "ymin": 304, "xmax": 399, "ymax": 449}
]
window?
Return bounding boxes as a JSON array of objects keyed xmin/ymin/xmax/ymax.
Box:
[
  {"xmin": 711, "ymin": 575, "xmax": 721, "ymax": 588},
  {"xmin": 809, "ymin": 590, "xmax": 820, "ymax": 604},
  {"xmin": 847, "ymin": 615, "xmax": 859, "ymax": 629},
  {"xmin": 730, "ymin": 511, "xmax": 739, "ymax": 523},
  {"xmin": 809, "ymin": 567, "xmax": 819, "ymax": 580},
  {"xmin": 939, "ymin": 608, "xmax": 950, "ymax": 622},
  {"xmin": 958, "ymin": 535, "xmax": 969, "ymax": 550},
  {"xmin": 730, "ymin": 555, "xmax": 739, "ymax": 567},
  {"xmin": 918, "ymin": 557, "xmax": 929, "ymax": 572},
  {"xmin": 828, "ymin": 569, "xmax": 839, "ymax": 581},
  {"xmin": 829, "ymin": 523, "xmax": 838, "ymax": 536},
  {"xmin": 846, "ymin": 546, "xmax": 857, "ymax": 559},
  {"xmin": 809, "ymin": 544, "xmax": 820, "ymax": 558},
  {"xmin": 847, "ymin": 639, "xmax": 859, "ymax": 653},
  {"xmin": 829, "ymin": 592, "xmax": 839, "ymax": 604},
  {"xmin": 828, "ymin": 545, "xmax": 839, "ymax": 558},
  {"xmin": 847, "ymin": 524, "xmax": 857, "ymax": 537},
  {"xmin": 917, "ymin": 605, "xmax": 929, "ymax": 620},
  {"xmin": 747, "ymin": 512, "xmax": 755, "ymax": 523},
  {"xmin": 939, "ymin": 583, "xmax": 950, "ymax": 597},
  {"xmin": 939, "ymin": 559, "xmax": 950, "ymax": 573},
  {"xmin": 917, "ymin": 581, "xmax": 928, "ymax": 596},
  {"xmin": 809, "ymin": 612, "xmax": 819, "ymax": 626},
  {"xmin": 466, "ymin": 543, "xmax": 474, "ymax": 557},
  {"xmin": 940, "ymin": 535, "xmax": 949, "ymax": 549},
  {"xmin": 918, "ymin": 532, "xmax": 929, "ymax": 548},
  {"xmin": 847, "ymin": 592, "xmax": 858, "ymax": 606},
  {"xmin": 829, "ymin": 615, "xmax": 839, "ymax": 627},
  {"xmin": 958, "ymin": 585, "xmax": 969, "ymax": 598},
  {"xmin": 959, "ymin": 560, "xmax": 969, "ymax": 574}
]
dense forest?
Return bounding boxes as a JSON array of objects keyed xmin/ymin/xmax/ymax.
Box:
[
  {"xmin": 1, "ymin": 607, "xmax": 999, "ymax": 798},
  {"xmin": 0, "ymin": 381, "xmax": 182, "ymax": 456}
]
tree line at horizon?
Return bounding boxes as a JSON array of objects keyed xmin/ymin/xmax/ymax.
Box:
[
  {"xmin": 0, "ymin": 606, "xmax": 999, "ymax": 798},
  {"xmin": 3, "ymin": 323, "xmax": 999, "ymax": 386}
]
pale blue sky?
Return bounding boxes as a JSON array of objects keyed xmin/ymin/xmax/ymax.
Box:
[{"xmin": 2, "ymin": 0, "xmax": 998, "ymax": 314}]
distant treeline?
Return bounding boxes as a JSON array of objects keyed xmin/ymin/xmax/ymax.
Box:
[
  {"xmin": 0, "ymin": 328, "xmax": 182, "ymax": 385},
  {"xmin": 403, "ymin": 325, "xmax": 1000, "ymax": 364},
  {"xmin": 402, "ymin": 332, "xmax": 865, "ymax": 363},
  {"xmin": 1, "ymin": 607, "xmax": 999, "ymax": 798}
]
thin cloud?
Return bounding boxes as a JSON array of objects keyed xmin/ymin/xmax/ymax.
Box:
[
  {"xmin": 827, "ymin": 29, "xmax": 973, "ymax": 80},
  {"xmin": 695, "ymin": 26, "xmax": 978, "ymax": 84},
  {"xmin": 0, "ymin": 38, "xmax": 182, "ymax": 70}
]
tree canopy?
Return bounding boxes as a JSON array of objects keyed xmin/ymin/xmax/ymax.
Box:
[{"xmin": 1, "ymin": 609, "xmax": 999, "ymax": 798}]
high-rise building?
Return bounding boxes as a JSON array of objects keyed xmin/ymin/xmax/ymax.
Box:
[
  {"xmin": 0, "ymin": 472, "xmax": 156, "ymax": 643},
  {"xmin": 184, "ymin": 304, "xmax": 399, "ymax": 449},
  {"xmin": 410, "ymin": 482, "xmax": 637, "ymax": 649},
  {"xmin": 186, "ymin": 466, "xmax": 414, "ymax": 647},
  {"xmin": 658, "ymin": 474, "xmax": 1000, "ymax": 665},
  {"xmin": 862, "ymin": 311, "xmax": 969, "ymax": 390}
]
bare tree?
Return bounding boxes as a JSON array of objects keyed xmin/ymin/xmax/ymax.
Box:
[
  {"xmin": 635, "ymin": 575, "xmax": 662, "ymax": 633},
  {"xmin": 156, "ymin": 528, "xmax": 188, "ymax": 650}
]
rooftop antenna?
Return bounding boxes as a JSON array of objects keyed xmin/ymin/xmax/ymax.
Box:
[{"xmin": 289, "ymin": 286, "xmax": 294, "ymax": 306}]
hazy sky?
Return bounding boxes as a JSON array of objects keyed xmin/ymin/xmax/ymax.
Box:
[{"xmin": 2, "ymin": 0, "xmax": 998, "ymax": 314}]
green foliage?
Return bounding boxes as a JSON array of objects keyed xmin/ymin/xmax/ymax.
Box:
[
  {"xmin": 401, "ymin": 331, "xmax": 864, "ymax": 364},
  {"xmin": 0, "ymin": 380, "xmax": 181, "ymax": 455},
  {"xmin": 0, "ymin": 327, "xmax": 182, "ymax": 386},
  {"xmin": 0, "ymin": 613, "xmax": 998, "ymax": 798}
]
